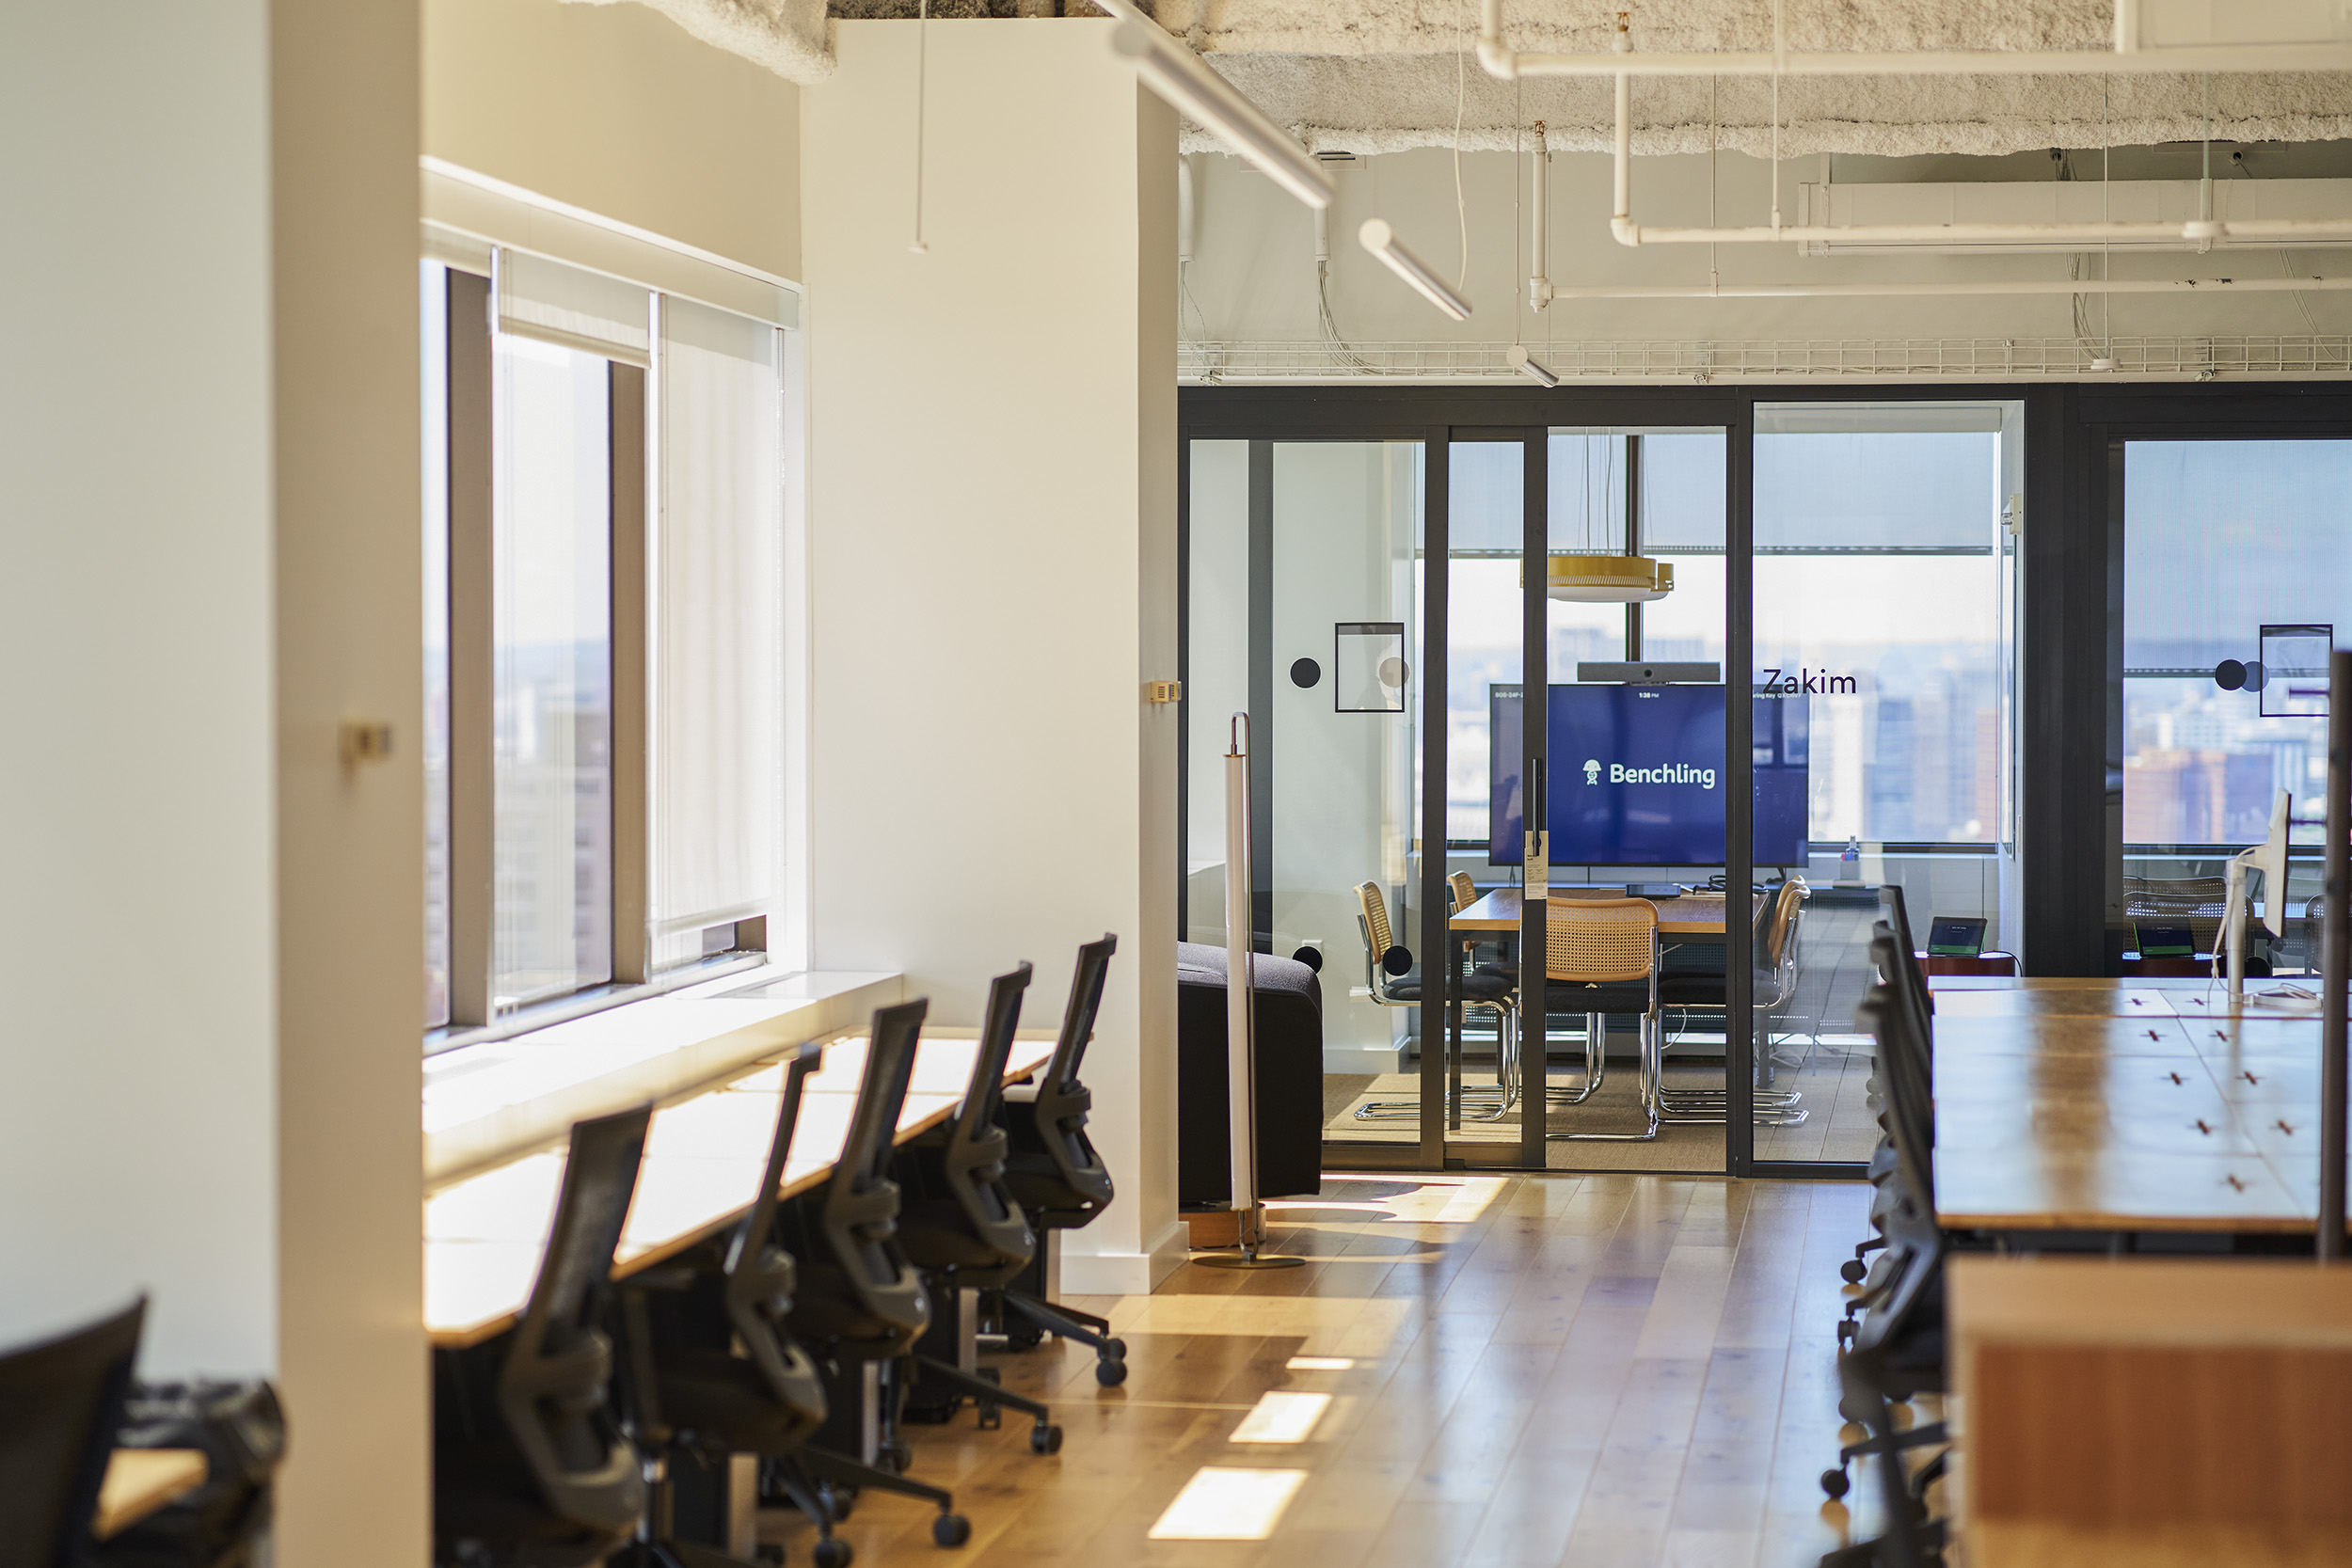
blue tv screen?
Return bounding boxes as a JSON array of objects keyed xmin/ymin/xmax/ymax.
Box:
[{"xmin": 1489, "ymin": 684, "xmax": 1810, "ymax": 867}]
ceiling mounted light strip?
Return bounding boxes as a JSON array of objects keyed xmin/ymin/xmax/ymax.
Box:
[
  {"xmin": 1359, "ymin": 219, "xmax": 1472, "ymax": 321},
  {"xmin": 1100, "ymin": 0, "xmax": 1333, "ymax": 211}
]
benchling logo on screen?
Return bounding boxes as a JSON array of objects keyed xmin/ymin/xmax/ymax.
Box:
[{"xmin": 1489, "ymin": 685, "xmax": 1809, "ymax": 867}]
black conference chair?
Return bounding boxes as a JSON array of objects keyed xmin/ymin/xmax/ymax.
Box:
[
  {"xmin": 0, "ymin": 1295, "xmax": 145, "ymax": 1568},
  {"xmin": 990, "ymin": 935, "xmax": 1129, "ymax": 1387},
  {"xmin": 615, "ymin": 1051, "xmax": 841, "ymax": 1568},
  {"xmin": 436, "ymin": 1106, "xmax": 651, "ymax": 1568},
  {"xmin": 1820, "ymin": 974, "xmax": 1950, "ymax": 1568},
  {"xmin": 893, "ymin": 963, "xmax": 1064, "ymax": 1455},
  {"xmin": 769, "ymin": 1000, "xmax": 970, "ymax": 1549}
]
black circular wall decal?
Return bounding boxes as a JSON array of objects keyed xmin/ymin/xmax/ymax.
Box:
[
  {"xmin": 1290, "ymin": 657, "xmax": 1322, "ymax": 689},
  {"xmin": 2215, "ymin": 658, "xmax": 2247, "ymax": 691}
]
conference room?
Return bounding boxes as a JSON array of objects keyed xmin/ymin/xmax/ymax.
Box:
[{"xmin": 12, "ymin": 3, "xmax": 2352, "ymax": 1567}]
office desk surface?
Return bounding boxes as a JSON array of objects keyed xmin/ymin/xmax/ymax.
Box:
[
  {"xmin": 1932, "ymin": 978, "xmax": 2328, "ymax": 1234},
  {"xmin": 96, "ymin": 1449, "xmax": 206, "ymax": 1539},
  {"xmin": 1450, "ymin": 887, "xmax": 1758, "ymax": 937},
  {"xmin": 425, "ymin": 1031, "xmax": 1057, "ymax": 1348}
]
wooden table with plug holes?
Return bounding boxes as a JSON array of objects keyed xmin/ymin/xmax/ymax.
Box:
[
  {"xmin": 423, "ymin": 1030, "xmax": 1059, "ymax": 1349},
  {"xmin": 1931, "ymin": 976, "xmax": 2335, "ymax": 1237}
]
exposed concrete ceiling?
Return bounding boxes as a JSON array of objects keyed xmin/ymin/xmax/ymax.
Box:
[{"xmin": 580, "ymin": 0, "xmax": 2352, "ymax": 159}]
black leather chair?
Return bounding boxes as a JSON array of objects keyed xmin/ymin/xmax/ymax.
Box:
[
  {"xmin": 1174, "ymin": 941, "xmax": 1322, "ymax": 1205},
  {"xmin": 990, "ymin": 936, "xmax": 1129, "ymax": 1387},
  {"xmin": 436, "ymin": 1106, "xmax": 652, "ymax": 1568},
  {"xmin": 616, "ymin": 1051, "xmax": 839, "ymax": 1568},
  {"xmin": 770, "ymin": 1000, "xmax": 969, "ymax": 1548},
  {"xmin": 893, "ymin": 963, "xmax": 1063, "ymax": 1454},
  {"xmin": 0, "ymin": 1295, "xmax": 145, "ymax": 1568}
]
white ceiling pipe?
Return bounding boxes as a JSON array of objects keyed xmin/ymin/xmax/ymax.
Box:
[
  {"xmin": 1477, "ymin": 0, "xmax": 2352, "ymax": 78},
  {"xmin": 1605, "ymin": 74, "xmax": 2352, "ymax": 249},
  {"xmin": 1103, "ymin": 1, "xmax": 1333, "ymax": 211},
  {"xmin": 1359, "ymin": 218, "xmax": 1472, "ymax": 320},
  {"xmin": 1540, "ymin": 275, "xmax": 2352, "ymax": 299},
  {"xmin": 1530, "ymin": 122, "xmax": 1552, "ymax": 310}
]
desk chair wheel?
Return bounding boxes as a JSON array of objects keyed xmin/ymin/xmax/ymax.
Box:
[
  {"xmin": 1094, "ymin": 1356, "xmax": 1129, "ymax": 1386},
  {"xmin": 756, "ymin": 1548, "xmax": 785, "ymax": 1566},
  {"xmin": 977, "ymin": 1400, "xmax": 1002, "ymax": 1431},
  {"xmin": 1003, "ymin": 1326, "xmax": 1043, "ymax": 1352},
  {"xmin": 1104, "ymin": 1338, "xmax": 1128, "ymax": 1359},
  {"xmin": 1820, "ymin": 1466, "xmax": 1850, "ymax": 1500},
  {"xmin": 1839, "ymin": 1259, "xmax": 1868, "ymax": 1284},
  {"xmin": 813, "ymin": 1538, "xmax": 854, "ymax": 1568},
  {"xmin": 883, "ymin": 1439, "xmax": 914, "ymax": 1474},
  {"xmin": 931, "ymin": 1513, "xmax": 972, "ymax": 1548},
  {"xmin": 1030, "ymin": 1422, "xmax": 1063, "ymax": 1455}
]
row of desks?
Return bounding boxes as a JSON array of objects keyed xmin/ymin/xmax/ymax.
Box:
[
  {"xmin": 1931, "ymin": 977, "xmax": 2335, "ymax": 1236},
  {"xmin": 426, "ymin": 1030, "xmax": 1057, "ymax": 1348}
]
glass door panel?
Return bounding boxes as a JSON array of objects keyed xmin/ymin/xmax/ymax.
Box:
[{"xmin": 1749, "ymin": 402, "xmax": 2021, "ymax": 1166}]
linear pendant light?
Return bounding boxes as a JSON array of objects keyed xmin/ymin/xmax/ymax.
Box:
[
  {"xmin": 1101, "ymin": 0, "xmax": 1333, "ymax": 210},
  {"xmin": 1506, "ymin": 344, "xmax": 1559, "ymax": 386},
  {"xmin": 1358, "ymin": 219, "xmax": 1471, "ymax": 320}
]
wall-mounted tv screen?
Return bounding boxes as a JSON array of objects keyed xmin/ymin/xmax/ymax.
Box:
[{"xmin": 1489, "ymin": 684, "xmax": 1810, "ymax": 867}]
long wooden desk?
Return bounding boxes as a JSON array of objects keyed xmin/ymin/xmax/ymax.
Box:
[
  {"xmin": 426, "ymin": 1030, "xmax": 1057, "ymax": 1348},
  {"xmin": 96, "ymin": 1449, "xmax": 207, "ymax": 1538},
  {"xmin": 1932, "ymin": 976, "xmax": 2331, "ymax": 1235}
]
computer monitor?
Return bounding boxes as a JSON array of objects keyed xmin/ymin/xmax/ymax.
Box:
[
  {"xmin": 1488, "ymin": 684, "xmax": 1809, "ymax": 867},
  {"xmin": 1926, "ymin": 917, "xmax": 1987, "ymax": 958}
]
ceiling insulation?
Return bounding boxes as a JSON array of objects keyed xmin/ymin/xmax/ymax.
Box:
[{"xmin": 587, "ymin": 0, "xmax": 2352, "ymax": 156}]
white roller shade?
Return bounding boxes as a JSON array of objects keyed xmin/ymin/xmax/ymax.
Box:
[
  {"xmin": 650, "ymin": 296, "xmax": 784, "ymax": 962},
  {"xmin": 498, "ymin": 248, "xmax": 653, "ymax": 366}
]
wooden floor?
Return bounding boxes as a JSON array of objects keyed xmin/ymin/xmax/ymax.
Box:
[{"xmin": 764, "ymin": 1174, "xmax": 1877, "ymax": 1568}]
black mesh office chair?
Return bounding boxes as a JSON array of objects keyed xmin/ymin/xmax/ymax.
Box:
[
  {"xmin": 436, "ymin": 1106, "xmax": 651, "ymax": 1568},
  {"xmin": 0, "ymin": 1295, "xmax": 145, "ymax": 1568},
  {"xmin": 991, "ymin": 936, "xmax": 1128, "ymax": 1386},
  {"xmin": 616, "ymin": 1052, "xmax": 840, "ymax": 1568},
  {"xmin": 893, "ymin": 964, "xmax": 1063, "ymax": 1454},
  {"xmin": 770, "ymin": 1000, "xmax": 970, "ymax": 1549}
]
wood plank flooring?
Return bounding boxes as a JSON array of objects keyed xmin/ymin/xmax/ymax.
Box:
[{"xmin": 761, "ymin": 1174, "xmax": 1877, "ymax": 1568}]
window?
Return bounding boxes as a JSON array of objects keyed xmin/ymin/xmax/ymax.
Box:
[
  {"xmin": 2122, "ymin": 439, "xmax": 2352, "ymax": 882},
  {"xmin": 422, "ymin": 253, "xmax": 790, "ymax": 1045}
]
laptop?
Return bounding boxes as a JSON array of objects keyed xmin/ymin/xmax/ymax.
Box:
[
  {"xmin": 2134, "ymin": 921, "xmax": 2197, "ymax": 960},
  {"xmin": 1925, "ymin": 916, "xmax": 1988, "ymax": 958}
]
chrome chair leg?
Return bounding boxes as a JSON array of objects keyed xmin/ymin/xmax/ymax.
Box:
[{"xmin": 1549, "ymin": 1009, "xmax": 1660, "ymax": 1142}]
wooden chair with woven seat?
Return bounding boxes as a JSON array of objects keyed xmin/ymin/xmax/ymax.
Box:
[
  {"xmin": 1351, "ymin": 879, "xmax": 1517, "ymax": 1123},
  {"xmin": 1543, "ymin": 897, "xmax": 1664, "ymax": 1143},
  {"xmin": 1654, "ymin": 879, "xmax": 1809, "ymax": 1127}
]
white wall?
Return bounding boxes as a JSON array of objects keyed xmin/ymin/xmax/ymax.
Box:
[
  {"xmin": 425, "ymin": 0, "xmax": 803, "ymax": 280},
  {"xmin": 1184, "ymin": 145, "xmax": 2352, "ymax": 352},
  {"xmin": 803, "ymin": 21, "xmax": 1184, "ymax": 1293},
  {"xmin": 1185, "ymin": 440, "xmax": 1248, "ymax": 905},
  {"xmin": 0, "ymin": 2, "xmax": 427, "ymax": 1563}
]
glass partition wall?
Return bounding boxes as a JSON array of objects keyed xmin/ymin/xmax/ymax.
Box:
[{"xmin": 1181, "ymin": 395, "xmax": 2022, "ymax": 1176}]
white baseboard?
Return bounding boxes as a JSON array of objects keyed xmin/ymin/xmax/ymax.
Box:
[
  {"xmin": 1058, "ymin": 1217, "xmax": 1191, "ymax": 1296},
  {"xmin": 1323, "ymin": 1043, "xmax": 1406, "ymax": 1074}
]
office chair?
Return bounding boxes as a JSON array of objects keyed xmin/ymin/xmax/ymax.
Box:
[
  {"xmin": 1845, "ymin": 904, "xmax": 1936, "ymax": 1286},
  {"xmin": 0, "ymin": 1295, "xmax": 145, "ymax": 1568},
  {"xmin": 770, "ymin": 1001, "xmax": 971, "ymax": 1547},
  {"xmin": 436, "ymin": 1106, "xmax": 652, "ymax": 1568},
  {"xmin": 892, "ymin": 963, "xmax": 1063, "ymax": 1455},
  {"xmin": 618, "ymin": 1052, "xmax": 846, "ymax": 1568},
  {"xmin": 1654, "ymin": 879, "xmax": 1808, "ymax": 1126},
  {"xmin": 1545, "ymin": 899, "xmax": 1663, "ymax": 1142},
  {"xmin": 1820, "ymin": 974, "xmax": 1950, "ymax": 1568},
  {"xmin": 1350, "ymin": 880, "xmax": 1518, "ymax": 1124},
  {"xmin": 991, "ymin": 935, "xmax": 1130, "ymax": 1387}
]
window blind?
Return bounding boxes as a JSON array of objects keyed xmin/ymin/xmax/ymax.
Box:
[
  {"xmin": 498, "ymin": 248, "xmax": 654, "ymax": 367},
  {"xmin": 650, "ymin": 296, "xmax": 784, "ymax": 962}
]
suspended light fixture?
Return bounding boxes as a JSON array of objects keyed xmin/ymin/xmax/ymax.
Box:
[
  {"xmin": 1538, "ymin": 434, "xmax": 1674, "ymax": 603},
  {"xmin": 1506, "ymin": 344, "xmax": 1559, "ymax": 387},
  {"xmin": 1103, "ymin": 1, "xmax": 1334, "ymax": 211},
  {"xmin": 1358, "ymin": 219, "xmax": 1471, "ymax": 321}
]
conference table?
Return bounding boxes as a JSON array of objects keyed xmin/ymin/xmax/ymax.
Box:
[
  {"xmin": 1436, "ymin": 886, "xmax": 1760, "ymax": 1125},
  {"xmin": 425, "ymin": 1029, "xmax": 1057, "ymax": 1348},
  {"xmin": 1931, "ymin": 976, "xmax": 2333, "ymax": 1236}
]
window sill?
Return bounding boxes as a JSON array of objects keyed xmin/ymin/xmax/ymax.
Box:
[{"xmin": 421, "ymin": 966, "xmax": 904, "ymax": 1184}]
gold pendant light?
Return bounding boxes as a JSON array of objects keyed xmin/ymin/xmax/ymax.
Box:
[{"xmin": 1545, "ymin": 553, "xmax": 1674, "ymax": 602}]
